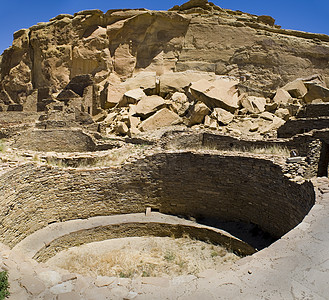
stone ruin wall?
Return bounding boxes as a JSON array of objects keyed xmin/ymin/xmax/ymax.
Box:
[{"xmin": 0, "ymin": 152, "xmax": 315, "ymax": 248}]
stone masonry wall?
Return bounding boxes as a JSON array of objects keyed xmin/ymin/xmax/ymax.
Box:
[
  {"xmin": 0, "ymin": 152, "xmax": 315, "ymax": 247},
  {"xmin": 12, "ymin": 129, "xmax": 96, "ymax": 152},
  {"xmin": 277, "ymin": 118, "xmax": 329, "ymax": 138}
]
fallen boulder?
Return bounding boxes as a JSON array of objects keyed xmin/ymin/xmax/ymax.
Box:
[
  {"xmin": 169, "ymin": 92, "xmax": 190, "ymax": 116},
  {"xmin": 259, "ymin": 116, "xmax": 285, "ymax": 135},
  {"xmin": 189, "ymin": 78, "xmax": 239, "ymax": 112},
  {"xmin": 212, "ymin": 108, "xmax": 234, "ymax": 125},
  {"xmin": 241, "ymin": 96, "xmax": 266, "ymax": 114},
  {"xmin": 139, "ymin": 108, "xmax": 182, "ymax": 131},
  {"xmin": 188, "ymin": 101, "xmax": 210, "ymax": 126},
  {"xmin": 119, "ymin": 88, "xmax": 146, "ymax": 107},
  {"xmin": 275, "ymin": 108, "xmax": 290, "ymax": 121},
  {"xmin": 204, "ymin": 115, "xmax": 218, "ymax": 129},
  {"xmin": 304, "ymin": 84, "xmax": 329, "ymax": 103},
  {"xmin": 135, "ymin": 95, "xmax": 166, "ymax": 119},
  {"xmin": 283, "ymin": 80, "xmax": 307, "ymax": 99},
  {"xmin": 273, "ymin": 88, "xmax": 292, "ymax": 105}
]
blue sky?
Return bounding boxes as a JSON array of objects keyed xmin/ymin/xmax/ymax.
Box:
[{"xmin": 0, "ymin": 0, "xmax": 328, "ymax": 54}]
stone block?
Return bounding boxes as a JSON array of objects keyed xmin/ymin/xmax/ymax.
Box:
[
  {"xmin": 188, "ymin": 101, "xmax": 210, "ymax": 126},
  {"xmin": 139, "ymin": 108, "xmax": 181, "ymax": 131},
  {"xmin": 135, "ymin": 95, "xmax": 166, "ymax": 119},
  {"xmin": 241, "ymin": 96, "xmax": 266, "ymax": 114},
  {"xmin": 189, "ymin": 78, "xmax": 239, "ymax": 112},
  {"xmin": 304, "ymin": 84, "xmax": 329, "ymax": 103},
  {"xmin": 212, "ymin": 108, "xmax": 234, "ymax": 125},
  {"xmin": 283, "ymin": 80, "xmax": 307, "ymax": 99}
]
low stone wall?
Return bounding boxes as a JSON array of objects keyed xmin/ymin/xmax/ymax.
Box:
[
  {"xmin": 163, "ymin": 131, "xmax": 314, "ymax": 157},
  {"xmin": 12, "ymin": 129, "xmax": 96, "ymax": 152},
  {"xmin": 13, "ymin": 213, "xmax": 256, "ymax": 262},
  {"xmin": 297, "ymin": 103, "xmax": 329, "ymax": 119},
  {"xmin": 0, "ymin": 112, "xmax": 42, "ymax": 138},
  {"xmin": 0, "ymin": 152, "xmax": 315, "ymax": 248},
  {"xmin": 0, "ymin": 112, "xmax": 41, "ymax": 125},
  {"xmin": 277, "ymin": 118, "xmax": 329, "ymax": 138},
  {"xmin": 33, "ymin": 222, "xmax": 256, "ymax": 262}
]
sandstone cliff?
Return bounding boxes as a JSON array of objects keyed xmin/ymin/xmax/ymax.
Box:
[{"xmin": 0, "ymin": 0, "xmax": 328, "ymax": 112}]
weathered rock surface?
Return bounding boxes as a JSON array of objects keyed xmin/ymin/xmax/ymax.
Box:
[
  {"xmin": 283, "ymin": 80, "xmax": 308, "ymax": 99},
  {"xmin": 135, "ymin": 95, "xmax": 166, "ymax": 119},
  {"xmin": 189, "ymin": 79, "xmax": 239, "ymax": 112},
  {"xmin": 241, "ymin": 96, "xmax": 266, "ymax": 114},
  {"xmin": 139, "ymin": 108, "xmax": 181, "ymax": 131},
  {"xmin": 304, "ymin": 84, "xmax": 329, "ymax": 103},
  {"xmin": 273, "ymin": 88, "xmax": 292, "ymax": 105},
  {"xmin": 188, "ymin": 101, "xmax": 210, "ymax": 126},
  {"xmin": 1, "ymin": 1, "xmax": 328, "ymax": 110},
  {"xmin": 212, "ymin": 108, "xmax": 234, "ymax": 125},
  {"xmin": 120, "ymin": 88, "xmax": 146, "ymax": 107}
]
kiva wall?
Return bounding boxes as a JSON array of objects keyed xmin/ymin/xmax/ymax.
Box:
[{"xmin": 0, "ymin": 152, "xmax": 315, "ymax": 247}]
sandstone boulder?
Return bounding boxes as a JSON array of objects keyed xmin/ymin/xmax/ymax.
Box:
[
  {"xmin": 188, "ymin": 101, "xmax": 210, "ymax": 126},
  {"xmin": 273, "ymin": 88, "xmax": 292, "ymax": 105},
  {"xmin": 241, "ymin": 96, "xmax": 266, "ymax": 114},
  {"xmin": 260, "ymin": 111, "xmax": 275, "ymax": 121},
  {"xmin": 104, "ymin": 74, "xmax": 126, "ymax": 108},
  {"xmin": 115, "ymin": 121, "xmax": 129, "ymax": 135},
  {"xmin": 301, "ymin": 74, "xmax": 327, "ymax": 87},
  {"xmin": 128, "ymin": 104, "xmax": 141, "ymax": 132},
  {"xmin": 257, "ymin": 15, "xmax": 275, "ymax": 26},
  {"xmin": 119, "ymin": 88, "xmax": 146, "ymax": 107},
  {"xmin": 259, "ymin": 116, "xmax": 285, "ymax": 135},
  {"xmin": 103, "ymin": 111, "xmax": 118, "ymax": 124},
  {"xmin": 204, "ymin": 115, "xmax": 218, "ymax": 129},
  {"xmin": 275, "ymin": 108, "xmax": 290, "ymax": 121},
  {"xmin": 120, "ymin": 72, "xmax": 156, "ymax": 92},
  {"xmin": 303, "ymin": 84, "xmax": 329, "ymax": 103},
  {"xmin": 139, "ymin": 108, "xmax": 181, "ymax": 131},
  {"xmin": 189, "ymin": 79, "xmax": 239, "ymax": 112},
  {"xmin": 135, "ymin": 95, "xmax": 166, "ymax": 119},
  {"xmin": 249, "ymin": 123, "xmax": 259, "ymax": 132},
  {"xmin": 159, "ymin": 71, "xmax": 219, "ymax": 95},
  {"xmin": 283, "ymin": 80, "xmax": 307, "ymax": 99},
  {"xmin": 212, "ymin": 108, "xmax": 234, "ymax": 125},
  {"xmin": 119, "ymin": 71, "xmax": 220, "ymax": 97},
  {"xmin": 169, "ymin": 92, "xmax": 190, "ymax": 116}
]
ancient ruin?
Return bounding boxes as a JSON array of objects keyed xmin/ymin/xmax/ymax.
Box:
[{"xmin": 0, "ymin": 0, "xmax": 329, "ymax": 298}]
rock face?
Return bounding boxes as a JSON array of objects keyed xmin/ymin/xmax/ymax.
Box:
[{"xmin": 0, "ymin": 0, "xmax": 328, "ymax": 112}]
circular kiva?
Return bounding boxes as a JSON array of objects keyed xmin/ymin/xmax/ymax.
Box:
[{"xmin": 0, "ymin": 151, "xmax": 315, "ymax": 253}]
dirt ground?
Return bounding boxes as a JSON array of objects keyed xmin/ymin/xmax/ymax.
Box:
[{"xmin": 47, "ymin": 236, "xmax": 240, "ymax": 278}]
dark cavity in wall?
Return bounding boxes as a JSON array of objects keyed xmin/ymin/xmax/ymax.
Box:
[
  {"xmin": 317, "ymin": 141, "xmax": 329, "ymax": 177},
  {"xmin": 195, "ymin": 216, "xmax": 276, "ymax": 250}
]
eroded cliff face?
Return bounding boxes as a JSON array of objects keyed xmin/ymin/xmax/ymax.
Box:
[{"xmin": 0, "ymin": 0, "xmax": 328, "ymax": 108}]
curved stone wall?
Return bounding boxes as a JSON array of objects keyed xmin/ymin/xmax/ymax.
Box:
[
  {"xmin": 0, "ymin": 152, "xmax": 315, "ymax": 247},
  {"xmin": 33, "ymin": 222, "xmax": 256, "ymax": 262},
  {"xmin": 12, "ymin": 129, "xmax": 96, "ymax": 152}
]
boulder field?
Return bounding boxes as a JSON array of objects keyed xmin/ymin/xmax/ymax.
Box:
[{"xmin": 0, "ymin": 0, "xmax": 328, "ymax": 139}]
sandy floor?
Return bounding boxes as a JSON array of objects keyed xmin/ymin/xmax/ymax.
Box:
[{"xmin": 47, "ymin": 236, "xmax": 240, "ymax": 278}]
